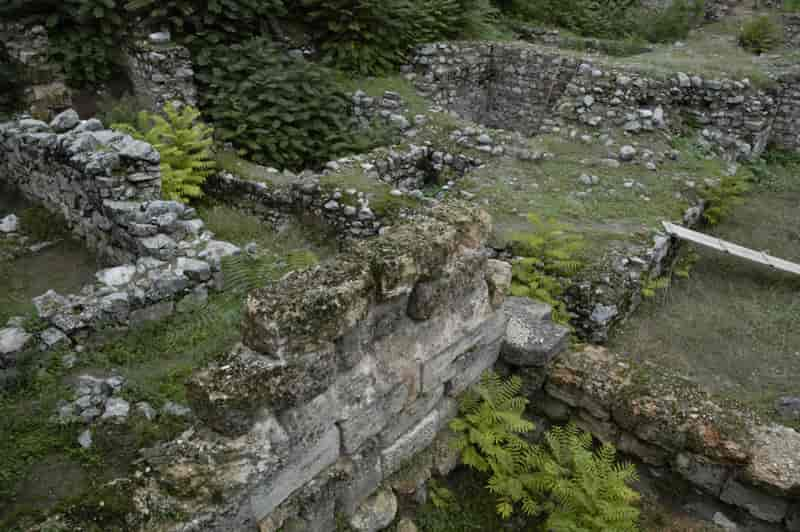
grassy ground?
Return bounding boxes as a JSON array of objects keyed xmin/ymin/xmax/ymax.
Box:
[
  {"xmin": 455, "ymin": 131, "xmax": 728, "ymax": 253},
  {"xmin": 610, "ymin": 153, "xmax": 800, "ymax": 427},
  {"xmin": 0, "ymin": 204, "xmax": 337, "ymax": 530}
]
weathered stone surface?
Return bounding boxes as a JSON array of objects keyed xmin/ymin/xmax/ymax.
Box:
[
  {"xmin": 250, "ymin": 426, "xmax": 340, "ymax": 523},
  {"xmin": 745, "ymin": 424, "xmax": 800, "ymax": 495},
  {"xmin": 335, "ymin": 442, "xmax": 384, "ymax": 516},
  {"xmin": 348, "ymin": 488, "xmax": 397, "ymax": 532},
  {"xmin": 485, "ymin": 259, "xmax": 512, "ymax": 309},
  {"xmin": 381, "ymin": 409, "xmax": 440, "ymax": 476},
  {"xmin": 0, "ymin": 327, "xmax": 31, "ymax": 354},
  {"xmin": 49, "ymin": 109, "xmax": 80, "ymax": 132},
  {"xmin": 673, "ymin": 453, "xmax": 731, "ymax": 495},
  {"xmin": 501, "ymin": 298, "xmax": 568, "ymax": 368},
  {"xmin": 96, "ymin": 265, "xmax": 137, "ymax": 287},
  {"xmin": 720, "ymin": 479, "xmax": 789, "ymax": 523},
  {"xmin": 101, "ymin": 397, "xmax": 130, "ymax": 423},
  {"xmin": 0, "ymin": 214, "xmax": 18, "ymax": 233}
]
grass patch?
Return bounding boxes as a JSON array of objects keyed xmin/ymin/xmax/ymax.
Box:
[
  {"xmin": 456, "ymin": 131, "xmax": 727, "ymax": 253},
  {"xmin": 610, "ymin": 154, "xmax": 800, "ymax": 426}
]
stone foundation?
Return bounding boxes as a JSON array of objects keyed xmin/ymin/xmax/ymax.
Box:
[
  {"xmin": 411, "ymin": 41, "xmax": 800, "ymax": 159},
  {"xmin": 517, "ymin": 345, "xmax": 800, "ymax": 531}
]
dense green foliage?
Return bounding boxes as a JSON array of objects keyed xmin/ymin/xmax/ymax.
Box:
[
  {"xmin": 739, "ymin": 15, "xmax": 783, "ymax": 54},
  {"xmin": 114, "ymin": 103, "xmax": 216, "ymax": 203},
  {"xmin": 497, "ymin": 0, "xmax": 703, "ymax": 43},
  {"xmin": 298, "ymin": 0, "xmax": 496, "ymax": 75},
  {"xmin": 196, "ymin": 37, "xmax": 356, "ymax": 170},
  {"xmin": 451, "ymin": 373, "xmax": 641, "ymax": 527},
  {"xmin": 509, "ymin": 214, "xmax": 584, "ymax": 324},
  {"xmin": 0, "ymin": 43, "xmax": 24, "ymax": 115}
]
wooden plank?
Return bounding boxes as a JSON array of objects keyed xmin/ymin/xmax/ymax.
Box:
[{"xmin": 662, "ymin": 221, "xmax": 800, "ymax": 276}]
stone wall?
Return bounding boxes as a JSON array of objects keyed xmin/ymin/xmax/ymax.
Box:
[
  {"xmin": 124, "ymin": 35, "xmax": 198, "ymax": 111},
  {"xmin": 516, "ymin": 345, "xmax": 800, "ymax": 531},
  {"xmin": 124, "ymin": 201, "xmax": 514, "ymax": 531},
  {"xmin": 412, "ymin": 42, "xmax": 783, "ymax": 160},
  {"xmin": 0, "ymin": 110, "xmax": 241, "ymax": 375},
  {"xmin": 772, "ymin": 72, "xmax": 800, "ymax": 152},
  {"xmin": 207, "ymin": 144, "xmax": 481, "ymax": 240},
  {"xmin": 0, "ymin": 22, "xmax": 71, "ymax": 118},
  {"xmin": 784, "ymin": 13, "xmax": 800, "ymax": 49}
]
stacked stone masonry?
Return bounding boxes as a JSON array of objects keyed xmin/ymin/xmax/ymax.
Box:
[
  {"xmin": 518, "ymin": 345, "xmax": 800, "ymax": 531},
  {"xmin": 0, "ymin": 110, "xmax": 241, "ymax": 362},
  {"xmin": 125, "ymin": 36, "xmax": 198, "ymax": 111},
  {"xmin": 129, "ymin": 202, "xmax": 513, "ymax": 531},
  {"xmin": 412, "ymin": 42, "xmax": 800, "ymax": 158}
]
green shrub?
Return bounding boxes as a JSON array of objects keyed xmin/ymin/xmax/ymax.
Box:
[
  {"xmin": 0, "ymin": 43, "xmax": 24, "ymax": 115},
  {"xmin": 451, "ymin": 373, "xmax": 641, "ymax": 527},
  {"xmin": 296, "ymin": 0, "xmax": 496, "ymax": 75},
  {"xmin": 634, "ymin": 0, "xmax": 705, "ymax": 43},
  {"xmin": 43, "ymin": 0, "xmax": 128, "ymax": 87},
  {"xmin": 195, "ymin": 37, "xmax": 356, "ymax": 170},
  {"xmin": 508, "ymin": 214, "xmax": 584, "ymax": 324},
  {"xmin": 739, "ymin": 15, "xmax": 783, "ymax": 54},
  {"xmin": 496, "ymin": 0, "xmax": 639, "ymax": 39},
  {"xmin": 114, "ymin": 103, "xmax": 216, "ymax": 203},
  {"xmin": 125, "ymin": 0, "xmax": 286, "ymax": 58},
  {"xmin": 700, "ymin": 173, "xmax": 751, "ymax": 225}
]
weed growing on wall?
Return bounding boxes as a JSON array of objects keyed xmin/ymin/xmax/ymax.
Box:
[
  {"xmin": 114, "ymin": 103, "xmax": 216, "ymax": 203},
  {"xmin": 508, "ymin": 214, "xmax": 584, "ymax": 324},
  {"xmin": 700, "ymin": 172, "xmax": 751, "ymax": 225}
]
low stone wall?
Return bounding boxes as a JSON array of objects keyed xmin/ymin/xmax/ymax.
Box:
[
  {"xmin": 125, "ymin": 35, "xmax": 198, "ymax": 111},
  {"xmin": 784, "ymin": 13, "xmax": 800, "ymax": 49},
  {"xmin": 412, "ymin": 41, "xmax": 786, "ymax": 160},
  {"xmin": 207, "ymin": 144, "xmax": 481, "ymax": 240},
  {"xmin": 0, "ymin": 110, "xmax": 241, "ymax": 382},
  {"xmin": 119, "ymin": 201, "xmax": 513, "ymax": 531},
  {"xmin": 772, "ymin": 71, "xmax": 800, "ymax": 152},
  {"xmin": 519, "ymin": 345, "xmax": 800, "ymax": 531}
]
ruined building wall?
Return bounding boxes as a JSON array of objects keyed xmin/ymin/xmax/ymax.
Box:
[
  {"xmin": 773, "ymin": 71, "xmax": 800, "ymax": 152},
  {"xmin": 0, "ymin": 111, "xmax": 241, "ymax": 356},
  {"xmin": 135, "ymin": 202, "xmax": 513, "ymax": 531},
  {"xmin": 412, "ymin": 42, "xmax": 790, "ymax": 159},
  {"xmin": 517, "ymin": 345, "xmax": 800, "ymax": 531},
  {"xmin": 124, "ymin": 36, "xmax": 198, "ymax": 110}
]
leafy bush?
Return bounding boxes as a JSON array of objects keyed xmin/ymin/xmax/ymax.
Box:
[
  {"xmin": 509, "ymin": 214, "xmax": 584, "ymax": 324},
  {"xmin": 739, "ymin": 15, "xmax": 783, "ymax": 54},
  {"xmin": 296, "ymin": 0, "xmax": 496, "ymax": 75},
  {"xmin": 634, "ymin": 0, "xmax": 705, "ymax": 43},
  {"xmin": 195, "ymin": 37, "xmax": 356, "ymax": 170},
  {"xmin": 125, "ymin": 0, "xmax": 286, "ymax": 58},
  {"xmin": 451, "ymin": 372, "xmax": 641, "ymax": 527},
  {"xmin": 114, "ymin": 103, "xmax": 216, "ymax": 203},
  {"xmin": 0, "ymin": 43, "xmax": 24, "ymax": 115}
]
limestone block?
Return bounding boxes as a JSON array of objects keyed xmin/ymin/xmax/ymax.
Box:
[
  {"xmin": 720, "ymin": 478, "xmax": 789, "ymax": 523},
  {"xmin": 501, "ymin": 297, "xmax": 569, "ymax": 368},
  {"xmin": 250, "ymin": 426, "xmax": 340, "ymax": 523},
  {"xmin": 348, "ymin": 488, "xmax": 398, "ymax": 532},
  {"xmin": 380, "ymin": 385, "xmax": 444, "ymax": 447},
  {"xmin": 381, "ymin": 410, "xmax": 440, "ymax": 476},
  {"xmin": 745, "ymin": 424, "xmax": 800, "ymax": 496},
  {"xmin": 673, "ymin": 453, "xmax": 731, "ymax": 496},
  {"xmin": 617, "ymin": 433, "xmax": 669, "ymax": 467},
  {"xmin": 447, "ymin": 337, "xmax": 503, "ymax": 397},
  {"xmin": 335, "ymin": 441, "xmax": 384, "ymax": 516}
]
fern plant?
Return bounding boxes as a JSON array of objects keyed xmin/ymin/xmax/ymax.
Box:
[
  {"xmin": 528, "ymin": 424, "xmax": 641, "ymax": 531},
  {"xmin": 449, "ymin": 372, "xmax": 538, "ymax": 518},
  {"xmin": 113, "ymin": 103, "xmax": 216, "ymax": 203},
  {"xmin": 509, "ymin": 214, "xmax": 584, "ymax": 324},
  {"xmin": 700, "ymin": 173, "xmax": 751, "ymax": 225},
  {"xmin": 451, "ymin": 373, "xmax": 641, "ymax": 527}
]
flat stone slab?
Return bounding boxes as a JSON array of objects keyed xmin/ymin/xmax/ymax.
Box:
[
  {"xmin": 501, "ymin": 297, "xmax": 569, "ymax": 367},
  {"xmin": 745, "ymin": 424, "xmax": 800, "ymax": 495},
  {"xmin": 96, "ymin": 265, "xmax": 137, "ymax": 287}
]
